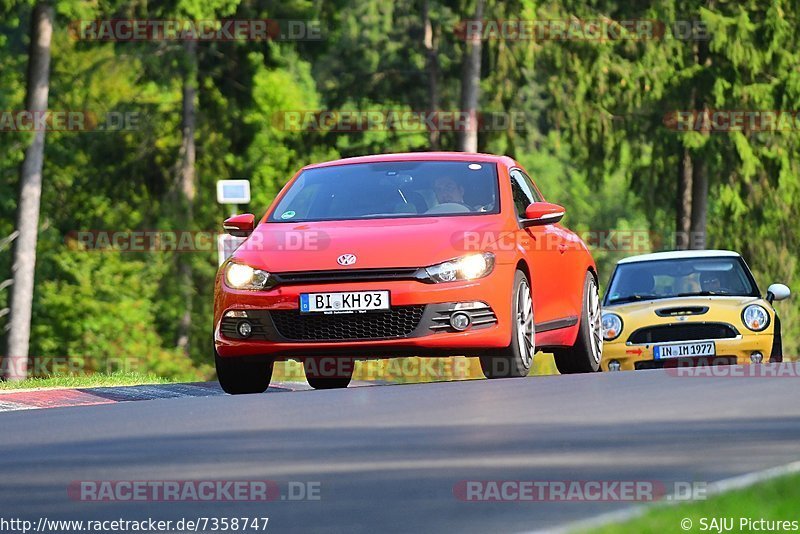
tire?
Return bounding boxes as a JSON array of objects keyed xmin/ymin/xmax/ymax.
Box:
[
  {"xmin": 215, "ymin": 349, "xmax": 273, "ymax": 395},
  {"xmin": 770, "ymin": 316, "xmax": 783, "ymax": 363},
  {"xmin": 554, "ymin": 272, "xmax": 603, "ymax": 374},
  {"xmin": 304, "ymin": 357, "xmax": 354, "ymax": 389},
  {"xmin": 480, "ymin": 270, "xmax": 534, "ymax": 379}
]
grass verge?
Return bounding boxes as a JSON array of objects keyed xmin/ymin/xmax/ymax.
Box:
[
  {"xmin": 0, "ymin": 371, "xmax": 173, "ymax": 391},
  {"xmin": 585, "ymin": 472, "xmax": 800, "ymax": 533}
]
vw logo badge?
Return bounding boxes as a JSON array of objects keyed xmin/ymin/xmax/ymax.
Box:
[{"xmin": 337, "ymin": 253, "xmax": 357, "ymax": 266}]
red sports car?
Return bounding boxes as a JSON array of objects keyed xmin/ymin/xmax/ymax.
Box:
[{"xmin": 213, "ymin": 152, "xmax": 601, "ymax": 393}]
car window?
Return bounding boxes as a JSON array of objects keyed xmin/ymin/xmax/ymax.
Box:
[
  {"xmin": 269, "ymin": 161, "xmax": 500, "ymax": 222},
  {"xmin": 509, "ymin": 169, "xmax": 535, "ymax": 219},
  {"xmin": 605, "ymin": 257, "xmax": 760, "ymax": 304},
  {"xmin": 517, "ymin": 170, "xmax": 544, "ymax": 202}
]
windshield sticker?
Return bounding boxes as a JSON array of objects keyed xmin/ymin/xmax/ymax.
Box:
[
  {"xmin": 468, "ymin": 163, "xmax": 482, "ymax": 170},
  {"xmin": 280, "ymin": 210, "xmax": 296, "ymax": 219}
]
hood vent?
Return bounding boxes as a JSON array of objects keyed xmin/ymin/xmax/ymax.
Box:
[{"xmin": 655, "ymin": 306, "xmax": 709, "ymax": 317}]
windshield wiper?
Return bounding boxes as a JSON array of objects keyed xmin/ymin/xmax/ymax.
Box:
[
  {"xmin": 607, "ymin": 294, "xmax": 662, "ymax": 305},
  {"xmin": 675, "ymin": 291, "xmax": 732, "ymax": 297}
]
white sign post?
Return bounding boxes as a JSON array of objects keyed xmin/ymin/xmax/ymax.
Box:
[
  {"xmin": 216, "ymin": 180, "xmax": 251, "ymax": 266},
  {"xmin": 216, "ymin": 179, "xmax": 251, "ymax": 205}
]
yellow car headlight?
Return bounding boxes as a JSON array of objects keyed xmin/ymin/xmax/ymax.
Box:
[
  {"xmin": 742, "ymin": 304, "xmax": 769, "ymax": 332},
  {"xmin": 601, "ymin": 312, "xmax": 623, "ymax": 341}
]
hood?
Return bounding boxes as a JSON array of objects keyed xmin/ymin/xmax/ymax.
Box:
[
  {"xmin": 231, "ymin": 215, "xmax": 506, "ymax": 272},
  {"xmin": 604, "ymin": 295, "xmax": 765, "ymax": 321}
]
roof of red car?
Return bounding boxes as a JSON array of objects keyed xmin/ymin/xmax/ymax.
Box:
[{"xmin": 302, "ymin": 152, "xmax": 517, "ymax": 170}]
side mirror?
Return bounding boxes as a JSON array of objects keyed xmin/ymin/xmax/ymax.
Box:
[
  {"xmin": 521, "ymin": 202, "xmax": 565, "ymax": 227},
  {"xmin": 223, "ymin": 213, "xmax": 255, "ymax": 237},
  {"xmin": 767, "ymin": 283, "xmax": 791, "ymax": 304}
]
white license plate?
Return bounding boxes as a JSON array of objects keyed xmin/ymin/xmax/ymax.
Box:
[
  {"xmin": 299, "ymin": 291, "xmax": 390, "ymax": 314},
  {"xmin": 653, "ymin": 341, "xmax": 716, "ymax": 360}
]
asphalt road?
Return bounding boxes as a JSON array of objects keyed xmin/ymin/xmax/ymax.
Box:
[{"xmin": 1, "ymin": 367, "xmax": 800, "ymax": 533}]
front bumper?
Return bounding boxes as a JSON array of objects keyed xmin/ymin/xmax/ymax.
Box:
[
  {"xmin": 601, "ymin": 334, "xmax": 774, "ymax": 371},
  {"xmin": 213, "ymin": 264, "xmax": 516, "ymax": 359}
]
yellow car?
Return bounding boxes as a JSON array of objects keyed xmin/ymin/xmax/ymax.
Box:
[{"xmin": 600, "ymin": 250, "xmax": 790, "ymax": 371}]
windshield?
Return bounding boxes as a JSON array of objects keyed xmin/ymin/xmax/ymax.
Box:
[
  {"xmin": 269, "ymin": 160, "xmax": 500, "ymax": 222},
  {"xmin": 605, "ymin": 257, "xmax": 759, "ymax": 305}
]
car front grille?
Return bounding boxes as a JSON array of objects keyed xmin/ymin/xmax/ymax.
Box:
[
  {"xmin": 627, "ymin": 322, "xmax": 739, "ymax": 344},
  {"xmin": 269, "ymin": 306, "xmax": 426, "ymax": 341},
  {"xmin": 270, "ymin": 268, "xmax": 425, "ymax": 285}
]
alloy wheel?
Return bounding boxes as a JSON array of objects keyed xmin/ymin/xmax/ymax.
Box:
[
  {"xmin": 516, "ymin": 279, "xmax": 535, "ymax": 367},
  {"xmin": 587, "ymin": 277, "xmax": 603, "ymax": 364}
]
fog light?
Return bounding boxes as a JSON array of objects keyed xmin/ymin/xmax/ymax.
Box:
[
  {"xmin": 750, "ymin": 351, "xmax": 763, "ymax": 364},
  {"xmin": 450, "ymin": 312, "xmax": 471, "ymax": 331},
  {"xmin": 608, "ymin": 360, "xmax": 621, "ymax": 372},
  {"xmin": 237, "ymin": 321, "xmax": 252, "ymax": 338}
]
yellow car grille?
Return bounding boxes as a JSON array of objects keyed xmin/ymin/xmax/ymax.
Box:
[{"xmin": 627, "ymin": 322, "xmax": 739, "ymax": 344}]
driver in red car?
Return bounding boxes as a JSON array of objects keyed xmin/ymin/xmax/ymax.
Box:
[{"xmin": 433, "ymin": 175, "xmax": 466, "ymax": 205}]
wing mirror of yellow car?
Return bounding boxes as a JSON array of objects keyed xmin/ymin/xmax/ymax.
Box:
[
  {"xmin": 223, "ymin": 213, "xmax": 255, "ymax": 237},
  {"xmin": 767, "ymin": 283, "xmax": 791, "ymax": 304},
  {"xmin": 521, "ymin": 202, "xmax": 566, "ymax": 227}
]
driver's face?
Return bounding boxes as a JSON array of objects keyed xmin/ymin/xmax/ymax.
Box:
[
  {"xmin": 433, "ymin": 176, "xmax": 464, "ymax": 204},
  {"xmin": 703, "ymin": 276, "xmax": 721, "ymax": 290}
]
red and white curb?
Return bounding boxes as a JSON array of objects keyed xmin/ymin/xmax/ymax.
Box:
[
  {"xmin": 0, "ymin": 381, "xmax": 311, "ymax": 413},
  {"xmin": 0, "ymin": 380, "xmax": 383, "ymax": 413}
]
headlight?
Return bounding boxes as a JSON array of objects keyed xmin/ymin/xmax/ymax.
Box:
[
  {"xmin": 601, "ymin": 313, "xmax": 623, "ymax": 341},
  {"xmin": 224, "ymin": 263, "xmax": 271, "ymax": 290},
  {"xmin": 425, "ymin": 253, "xmax": 495, "ymax": 283},
  {"xmin": 742, "ymin": 304, "xmax": 769, "ymax": 331}
]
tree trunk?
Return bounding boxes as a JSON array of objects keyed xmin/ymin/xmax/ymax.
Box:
[
  {"xmin": 675, "ymin": 147, "xmax": 693, "ymax": 250},
  {"xmin": 176, "ymin": 39, "xmax": 197, "ymax": 355},
  {"xmin": 423, "ymin": 0, "xmax": 441, "ymax": 150},
  {"xmin": 689, "ymin": 40, "xmax": 710, "ymax": 251},
  {"xmin": 4, "ymin": 3, "xmax": 54, "ymax": 381},
  {"xmin": 458, "ymin": 0, "xmax": 484, "ymax": 153},
  {"xmin": 690, "ymin": 159, "xmax": 708, "ymax": 249},
  {"xmin": 675, "ymin": 82, "xmax": 697, "ymax": 251}
]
